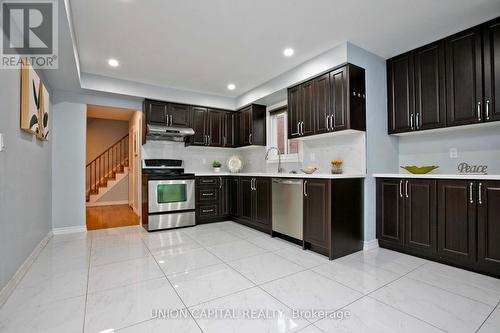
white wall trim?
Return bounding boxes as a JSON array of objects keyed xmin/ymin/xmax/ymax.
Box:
[
  {"xmin": 363, "ymin": 239, "xmax": 379, "ymax": 251},
  {"xmin": 52, "ymin": 225, "xmax": 87, "ymax": 235},
  {"xmin": 86, "ymin": 200, "xmax": 130, "ymax": 207},
  {"xmin": 0, "ymin": 231, "xmax": 53, "ymax": 307}
]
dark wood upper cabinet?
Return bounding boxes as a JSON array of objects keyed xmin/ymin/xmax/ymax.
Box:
[
  {"xmin": 483, "ymin": 18, "xmax": 500, "ymax": 122},
  {"xmin": 300, "ymin": 80, "xmax": 315, "ymax": 136},
  {"xmin": 169, "ymin": 103, "xmax": 191, "ymax": 127},
  {"xmin": 477, "ymin": 181, "xmax": 500, "ymax": 274},
  {"xmin": 414, "ymin": 42, "xmax": 446, "ymax": 130},
  {"xmin": 145, "ymin": 100, "xmax": 168, "ymax": 125},
  {"xmin": 208, "ymin": 109, "xmax": 224, "ymax": 147},
  {"xmin": 288, "ymin": 86, "xmax": 301, "ymax": 138},
  {"xmin": 191, "ymin": 106, "xmax": 208, "ymax": 146},
  {"xmin": 303, "ymin": 179, "xmax": 331, "ymax": 250},
  {"xmin": 288, "ymin": 63, "xmax": 365, "ymax": 139},
  {"xmin": 387, "ymin": 53, "xmax": 414, "ymax": 134},
  {"xmin": 405, "ymin": 179, "xmax": 437, "ymax": 254},
  {"xmin": 437, "ymin": 180, "xmax": 477, "ymax": 265},
  {"xmin": 223, "ymin": 111, "xmax": 238, "ymax": 147},
  {"xmin": 313, "ymin": 73, "xmax": 330, "ymax": 134},
  {"xmin": 445, "ymin": 27, "xmax": 483, "ymax": 127},
  {"xmin": 238, "ymin": 104, "xmax": 266, "ymax": 146},
  {"xmin": 376, "ymin": 178, "xmax": 405, "ymax": 245}
]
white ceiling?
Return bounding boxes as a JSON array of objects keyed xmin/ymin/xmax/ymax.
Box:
[{"xmin": 70, "ymin": 0, "xmax": 500, "ymax": 98}]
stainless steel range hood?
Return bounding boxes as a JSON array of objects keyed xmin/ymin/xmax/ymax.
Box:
[{"xmin": 146, "ymin": 124, "xmax": 195, "ymax": 142}]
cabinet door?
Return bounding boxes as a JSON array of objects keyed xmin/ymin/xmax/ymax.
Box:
[
  {"xmin": 239, "ymin": 106, "xmax": 252, "ymax": 145},
  {"xmin": 253, "ymin": 178, "xmax": 271, "ymax": 227},
  {"xmin": 191, "ymin": 107, "xmax": 207, "ymax": 146},
  {"xmin": 330, "ymin": 67, "xmax": 348, "ymax": 131},
  {"xmin": 239, "ymin": 177, "xmax": 253, "ymax": 221},
  {"xmin": 303, "ymin": 179, "xmax": 331, "ymax": 249},
  {"xmin": 288, "ymin": 86, "xmax": 301, "ymax": 138},
  {"xmin": 483, "ymin": 18, "xmax": 500, "ymax": 122},
  {"xmin": 224, "ymin": 112, "xmax": 237, "ymax": 147},
  {"xmin": 414, "ymin": 42, "xmax": 446, "ymax": 130},
  {"xmin": 387, "ymin": 53, "xmax": 414, "ymax": 133},
  {"xmin": 300, "ymin": 81, "xmax": 315, "ymax": 136},
  {"xmin": 208, "ymin": 110, "xmax": 224, "ymax": 147},
  {"xmin": 376, "ymin": 179, "xmax": 405, "ymax": 245},
  {"xmin": 477, "ymin": 181, "xmax": 500, "ymax": 274},
  {"xmin": 146, "ymin": 101, "xmax": 168, "ymax": 125},
  {"xmin": 405, "ymin": 179, "xmax": 437, "ymax": 254},
  {"xmin": 229, "ymin": 177, "xmax": 240, "ymax": 217},
  {"xmin": 437, "ymin": 180, "xmax": 476, "ymax": 265},
  {"xmin": 445, "ymin": 27, "xmax": 483, "ymax": 127},
  {"xmin": 314, "ymin": 73, "xmax": 330, "ymax": 134},
  {"xmin": 169, "ymin": 103, "xmax": 191, "ymax": 127},
  {"xmin": 219, "ymin": 177, "xmax": 229, "ymax": 216}
]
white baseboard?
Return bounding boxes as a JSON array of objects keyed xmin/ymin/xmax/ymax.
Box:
[
  {"xmin": 0, "ymin": 231, "xmax": 53, "ymax": 308},
  {"xmin": 52, "ymin": 225, "xmax": 87, "ymax": 235},
  {"xmin": 86, "ymin": 200, "xmax": 129, "ymax": 207},
  {"xmin": 363, "ymin": 239, "xmax": 379, "ymax": 251}
]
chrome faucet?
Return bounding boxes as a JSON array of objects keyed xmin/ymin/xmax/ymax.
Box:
[{"xmin": 265, "ymin": 147, "xmax": 284, "ymax": 173}]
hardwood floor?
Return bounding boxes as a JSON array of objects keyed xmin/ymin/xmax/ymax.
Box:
[{"xmin": 86, "ymin": 204, "xmax": 140, "ymax": 230}]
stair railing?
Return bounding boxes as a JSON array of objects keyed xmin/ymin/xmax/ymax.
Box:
[{"xmin": 86, "ymin": 134, "xmax": 129, "ymax": 200}]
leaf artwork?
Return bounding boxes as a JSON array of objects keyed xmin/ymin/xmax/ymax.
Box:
[
  {"xmin": 43, "ymin": 112, "xmax": 48, "ymax": 127},
  {"xmin": 32, "ymin": 80, "xmax": 40, "ymax": 109},
  {"xmin": 29, "ymin": 114, "xmax": 38, "ymax": 130}
]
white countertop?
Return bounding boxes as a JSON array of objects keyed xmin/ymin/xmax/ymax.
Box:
[
  {"xmin": 373, "ymin": 173, "xmax": 500, "ymax": 180},
  {"xmin": 193, "ymin": 172, "xmax": 366, "ymax": 179}
]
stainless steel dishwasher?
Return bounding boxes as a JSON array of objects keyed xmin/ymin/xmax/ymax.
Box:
[{"xmin": 272, "ymin": 178, "xmax": 303, "ymax": 240}]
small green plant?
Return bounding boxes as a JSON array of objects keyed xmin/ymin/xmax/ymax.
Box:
[{"xmin": 211, "ymin": 160, "xmax": 222, "ymax": 168}]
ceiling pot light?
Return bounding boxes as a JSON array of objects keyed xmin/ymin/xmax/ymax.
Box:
[
  {"xmin": 227, "ymin": 83, "xmax": 236, "ymax": 90},
  {"xmin": 283, "ymin": 48, "xmax": 294, "ymax": 57},
  {"xmin": 108, "ymin": 58, "xmax": 119, "ymax": 67}
]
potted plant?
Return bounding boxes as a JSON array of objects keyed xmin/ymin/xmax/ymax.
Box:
[
  {"xmin": 330, "ymin": 159, "xmax": 343, "ymax": 174},
  {"xmin": 211, "ymin": 160, "xmax": 222, "ymax": 173}
]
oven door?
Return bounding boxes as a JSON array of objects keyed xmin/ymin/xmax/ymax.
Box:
[{"xmin": 148, "ymin": 179, "xmax": 195, "ymax": 213}]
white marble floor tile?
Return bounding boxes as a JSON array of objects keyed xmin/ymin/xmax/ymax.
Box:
[
  {"xmin": 312, "ymin": 259, "xmax": 400, "ymax": 294},
  {"xmin": 371, "ymin": 276, "xmax": 493, "ymax": 333},
  {"xmin": 91, "ymin": 241, "xmax": 151, "ymax": 266},
  {"xmin": 30, "ymin": 248, "xmax": 91, "ymax": 274},
  {"xmin": 84, "ymin": 278, "xmax": 184, "ymax": 333},
  {"xmin": 88, "ymin": 256, "xmax": 164, "ymax": 293},
  {"xmin": 90, "ymin": 225, "xmax": 143, "ymax": 238},
  {"xmin": 51, "ymin": 232, "xmax": 92, "ymax": 244},
  {"xmin": 206, "ymin": 239, "xmax": 268, "ymax": 262},
  {"xmin": 0, "ymin": 295, "xmax": 85, "ymax": 333},
  {"xmin": 190, "ymin": 287, "xmax": 309, "ymax": 333},
  {"xmin": 478, "ymin": 306, "xmax": 500, "ymax": 333},
  {"xmin": 350, "ymin": 248, "xmax": 428, "ymax": 275},
  {"xmin": 228, "ymin": 252, "xmax": 305, "ymax": 284},
  {"xmin": 181, "ymin": 224, "xmax": 223, "ymax": 237},
  {"xmin": 274, "ymin": 246, "xmax": 328, "ymax": 268},
  {"xmin": 168, "ymin": 263, "xmax": 254, "ymax": 306},
  {"xmin": 261, "ymin": 270, "xmax": 363, "ymax": 322},
  {"xmin": 407, "ymin": 261, "xmax": 500, "ymax": 306},
  {"xmin": 315, "ymin": 296, "xmax": 443, "ymax": 333},
  {"xmin": 225, "ymin": 226, "xmax": 265, "ymax": 239},
  {"xmin": 296, "ymin": 325, "xmax": 325, "ymax": 333},
  {"xmin": 247, "ymin": 235, "xmax": 296, "ymax": 251},
  {"xmin": 117, "ymin": 316, "xmax": 202, "ymax": 333},
  {"xmin": 155, "ymin": 247, "xmax": 222, "ymax": 275},
  {"xmin": 40, "ymin": 238, "xmax": 92, "ymax": 261},
  {"xmin": 141, "ymin": 231, "xmax": 200, "ymax": 252},
  {"xmin": 188, "ymin": 230, "xmax": 242, "ymax": 247}
]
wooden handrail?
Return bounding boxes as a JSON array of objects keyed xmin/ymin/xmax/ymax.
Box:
[{"xmin": 86, "ymin": 134, "xmax": 129, "ymax": 168}]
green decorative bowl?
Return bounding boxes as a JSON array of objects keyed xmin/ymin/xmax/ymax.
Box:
[{"xmin": 400, "ymin": 165, "xmax": 439, "ymax": 174}]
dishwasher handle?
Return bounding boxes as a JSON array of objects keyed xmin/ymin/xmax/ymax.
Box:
[{"xmin": 272, "ymin": 178, "xmax": 303, "ymax": 185}]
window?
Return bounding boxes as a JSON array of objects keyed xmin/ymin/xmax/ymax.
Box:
[{"xmin": 268, "ymin": 106, "xmax": 301, "ymax": 162}]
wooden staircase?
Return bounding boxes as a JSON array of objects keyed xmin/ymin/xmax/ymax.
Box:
[{"xmin": 86, "ymin": 134, "xmax": 129, "ymax": 202}]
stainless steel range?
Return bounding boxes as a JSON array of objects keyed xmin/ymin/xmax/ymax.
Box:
[{"xmin": 142, "ymin": 159, "xmax": 195, "ymax": 231}]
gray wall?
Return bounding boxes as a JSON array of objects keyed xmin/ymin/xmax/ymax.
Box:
[
  {"xmin": 0, "ymin": 68, "xmax": 52, "ymax": 291},
  {"xmin": 347, "ymin": 43, "xmax": 399, "ymax": 242},
  {"xmin": 52, "ymin": 102, "xmax": 87, "ymax": 229}
]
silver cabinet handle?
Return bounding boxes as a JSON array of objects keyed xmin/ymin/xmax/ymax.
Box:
[
  {"xmin": 486, "ymin": 100, "xmax": 490, "ymax": 121},
  {"xmin": 202, "ymin": 209, "xmax": 214, "ymax": 213},
  {"xmin": 250, "ymin": 178, "xmax": 254, "ymax": 191},
  {"xmin": 477, "ymin": 102, "xmax": 482, "ymax": 121},
  {"xmin": 252, "ymin": 178, "xmax": 257, "ymax": 191},
  {"xmin": 399, "ymin": 180, "xmax": 403, "ymax": 198},
  {"xmin": 249, "ymin": 133, "xmax": 253, "ymax": 145},
  {"xmin": 469, "ymin": 182, "xmax": 474, "ymax": 204},
  {"xmin": 301, "ymin": 121, "xmax": 304, "ymax": 135},
  {"xmin": 416, "ymin": 113, "xmax": 420, "ymax": 129},
  {"xmin": 410, "ymin": 114, "xmax": 414, "ymax": 131},
  {"xmin": 297, "ymin": 122, "xmax": 300, "ymax": 135},
  {"xmin": 303, "ymin": 180, "xmax": 308, "ymax": 197},
  {"xmin": 208, "ymin": 135, "xmax": 211, "ymax": 145},
  {"xmin": 405, "ymin": 180, "xmax": 409, "ymax": 198},
  {"xmin": 478, "ymin": 183, "xmax": 482, "ymax": 205},
  {"xmin": 325, "ymin": 114, "xmax": 329, "ymax": 131},
  {"xmin": 202, "ymin": 193, "xmax": 214, "ymax": 196},
  {"xmin": 330, "ymin": 115, "xmax": 334, "ymax": 130},
  {"xmin": 219, "ymin": 177, "xmax": 222, "ymax": 189}
]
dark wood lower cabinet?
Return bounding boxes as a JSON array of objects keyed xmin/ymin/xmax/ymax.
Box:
[
  {"xmin": 234, "ymin": 177, "xmax": 271, "ymax": 233},
  {"xmin": 377, "ymin": 178, "xmax": 499, "ymax": 278},
  {"xmin": 303, "ymin": 180, "xmax": 331, "ymax": 250},
  {"xmin": 195, "ymin": 177, "xmax": 229, "ymax": 224}
]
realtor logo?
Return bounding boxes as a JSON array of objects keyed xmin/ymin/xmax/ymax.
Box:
[{"xmin": 1, "ymin": 0, "xmax": 58, "ymax": 69}]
